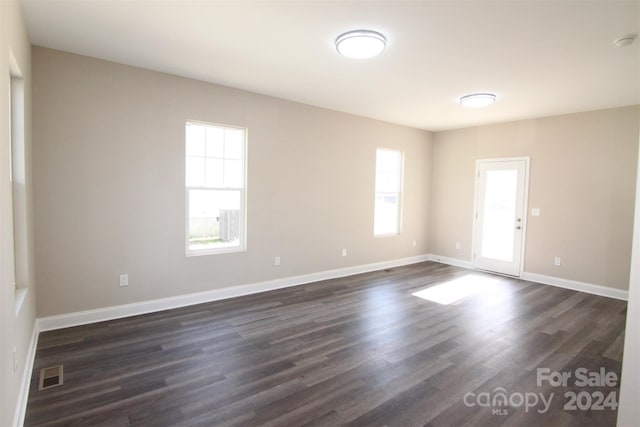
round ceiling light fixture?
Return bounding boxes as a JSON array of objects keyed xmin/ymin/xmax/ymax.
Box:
[
  {"xmin": 459, "ymin": 93, "xmax": 496, "ymax": 108},
  {"xmin": 335, "ymin": 30, "xmax": 386, "ymax": 59}
]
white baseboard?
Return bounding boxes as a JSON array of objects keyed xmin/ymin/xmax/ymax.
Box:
[
  {"xmin": 521, "ymin": 272, "xmax": 628, "ymax": 301},
  {"xmin": 38, "ymin": 254, "xmax": 431, "ymax": 332},
  {"xmin": 37, "ymin": 253, "xmax": 628, "ymax": 332},
  {"xmin": 13, "ymin": 320, "xmax": 40, "ymax": 427},
  {"xmin": 426, "ymin": 254, "xmax": 628, "ymax": 301},
  {"xmin": 427, "ymin": 254, "xmax": 474, "ymax": 269}
]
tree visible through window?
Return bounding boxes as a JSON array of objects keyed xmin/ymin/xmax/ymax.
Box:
[
  {"xmin": 374, "ymin": 148, "xmax": 403, "ymax": 236},
  {"xmin": 185, "ymin": 121, "xmax": 246, "ymax": 255}
]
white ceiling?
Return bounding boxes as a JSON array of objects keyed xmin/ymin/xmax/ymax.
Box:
[{"xmin": 20, "ymin": 0, "xmax": 640, "ymax": 131}]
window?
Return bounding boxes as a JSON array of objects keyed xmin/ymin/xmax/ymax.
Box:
[
  {"xmin": 374, "ymin": 148, "xmax": 403, "ymax": 236},
  {"xmin": 9, "ymin": 50, "xmax": 29, "ymax": 312},
  {"xmin": 185, "ymin": 121, "xmax": 246, "ymax": 255}
]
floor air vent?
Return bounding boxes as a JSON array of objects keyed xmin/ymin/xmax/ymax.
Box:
[{"xmin": 39, "ymin": 365, "xmax": 63, "ymax": 390}]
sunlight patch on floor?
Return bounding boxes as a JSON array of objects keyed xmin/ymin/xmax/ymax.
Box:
[{"xmin": 412, "ymin": 274, "xmax": 503, "ymax": 305}]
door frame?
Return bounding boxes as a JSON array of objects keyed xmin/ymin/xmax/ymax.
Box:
[{"xmin": 471, "ymin": 157, "xmax": 531, "ymax": 278}]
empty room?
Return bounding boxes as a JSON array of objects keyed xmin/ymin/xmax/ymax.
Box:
[{"xmin": 1, "ymin": 0, "xmax": 639, "ymax": 426}]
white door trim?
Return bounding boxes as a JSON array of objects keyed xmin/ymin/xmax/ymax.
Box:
[{"xmin": 472, "ymin": 157, "xmax": 530, "ymax": 277}]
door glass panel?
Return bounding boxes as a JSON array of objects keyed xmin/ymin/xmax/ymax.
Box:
[{"xmin": 480, "ymin": 169, "xmax": 517, "ymax": 262}]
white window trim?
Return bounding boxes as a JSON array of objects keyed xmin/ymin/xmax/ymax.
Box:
[
  {"xmin": 374, "ymin": 148, "xmax": 404, "ymax": 238},
  {"xmin": 184, "ymin": 121, "xmax": 248, "ymax": 257},
  {"xmin": 9, "ymin": 49, "xmax": 30, "ymax": 314}
]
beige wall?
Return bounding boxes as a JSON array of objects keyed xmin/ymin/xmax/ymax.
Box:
[
  {"xmin": 32, "ymin": 47, "xmax": 432, "ymax": 318},
  {"xmin": 429, "ymin": 106, "xmax": 639, "ymax": 290},
  {"xmin": 0, "ymin": 1, "xmax": 36, "ymax": 426}
]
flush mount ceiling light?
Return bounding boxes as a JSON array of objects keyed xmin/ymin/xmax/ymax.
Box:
[
  {"xmin": 459, "ymin": 93, "xmax": 496, "ymax": 108},
  {"xmin": 335, "ymin": 30, "xmax": 386, "ymax": 59}
]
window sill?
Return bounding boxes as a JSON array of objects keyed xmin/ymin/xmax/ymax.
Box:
[
  {"xmin": 185, "ymin": 247, "xmax": 246, "ymax": 257},
  {"xmin": 374, "ymin": 233, "xmax": 400, "ymax": 238}
]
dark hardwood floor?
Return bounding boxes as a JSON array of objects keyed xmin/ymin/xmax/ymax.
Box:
[{"xmin": 25, "ymin": 262, "xmax": 627, "ymax": 426}]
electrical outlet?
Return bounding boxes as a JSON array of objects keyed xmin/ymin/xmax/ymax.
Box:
[
  {"xmin": 342, "ymin": 248, "xmax": 347, "ymax": 257},
  {"xmin": 455, "ymin": 241, "xmax": 461, "ymax": 250},
  {"xmin": 12, "ymin": 347, "xmax": 17, "ymax": 373},
  {"xmin": 554, "ymin": 257, "xmax": 562, "ymax": 266},
  {"xmin": 119, "ymin": 274, "xmax": 128, "ymax": 287},
  {"xmin": 412, "ymin": 240, "xmax": 417, "ymax": 248},
  {"xmin": 274, "ymin": 256, "xmax": 281, "ymax": 266}
]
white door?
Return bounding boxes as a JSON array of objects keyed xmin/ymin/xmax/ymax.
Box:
[{"xmin": 473, "ymin": 158, "xmax": 529, "ymax": 276}]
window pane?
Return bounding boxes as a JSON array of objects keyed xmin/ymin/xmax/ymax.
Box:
[
  {"xmin": 374, "ymin": 194, "xmax": 399, "ymax": 235},
  {"xmin": 374, "ymin": 148, "xmax": 402, "ymax": 236},
  {"xmin": 206, "ymin": 126, "xmax": 224, "ymax": 158},
  {"xmin": 225, "ymin": 128, "xmax": 244, "ymax": 160},
  {"xmin": 185, "ymin": 156, "xmax": 205, "ymax": 187},
  {"xmin": 376, "ymin": 171, "xmax": 400, "ymax": 193},
  {"xmin": 376, "ymin": 149, "xmax": 401, "ymax": 174},
  {"xmin": 480, "ymin": 169, "xmax": 518, "ymax": 262},
  {"xmin": 205, "ymin": 158, "xmax": 224, "ymax": 188},
  {"xmin": 224, "ymin": 159, "xmax": 242, "ymax": 188},
  {"xmin": 186, "ymin": 124, "xmax": 206, "ymax": 156},
  {"xmin": 188, "ymin": 189, "xmax": 241, "ymax": 251}
]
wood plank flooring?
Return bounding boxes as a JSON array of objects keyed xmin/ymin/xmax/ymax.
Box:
[{"xmin": 25, "ymin": 262, "xmax": 627, "ymax": 426}]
